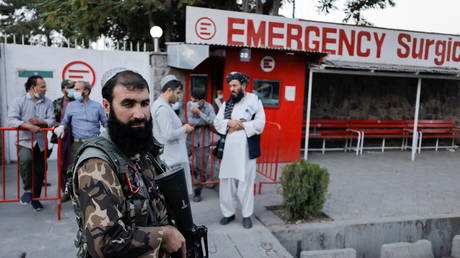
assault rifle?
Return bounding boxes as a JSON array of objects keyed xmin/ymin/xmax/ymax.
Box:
[{"xmin": 150, "ymin": 141, "xmax": 209, "ymax": 258}]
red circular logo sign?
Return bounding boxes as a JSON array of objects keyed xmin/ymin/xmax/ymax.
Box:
[
  {"xmin": 260, "ymin": 56, "xmax": 275, "ymax": 72},
  {"xmin": 62, "ymin": 61, "xmax": 96, "ymax": 87},
  {"xmin": 195, "ymin": 17, "xmax": 216, "ymax": 40}
]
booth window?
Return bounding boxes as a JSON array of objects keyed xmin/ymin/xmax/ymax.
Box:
[
  {"xmin": 253, "ymin": 79, "xmax": 280, "ymax": 107},
  {"xmin": 190, "ymin": 74, "xmax": 208, "ymax": 98}
]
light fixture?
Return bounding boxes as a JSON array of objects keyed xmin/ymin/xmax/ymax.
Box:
[
  {"xmin": 150, "ymin": 26, "xmax": 163, "ymax": 52},
  {"xmin": 240, "ymin": 48, "xmax": 251, "ymax": 62}
]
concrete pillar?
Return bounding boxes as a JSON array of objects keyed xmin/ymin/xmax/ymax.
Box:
[
  {"xmin": 451, "ymin": 235, "xmax": 460, "ymax": 258},
  {"xmin": 301, "ymin": 248, "xmax": 357, "ymax": 258},
  {"xmin": 380, "ymin": 240, "xmax": 434, "ymax": 258}
]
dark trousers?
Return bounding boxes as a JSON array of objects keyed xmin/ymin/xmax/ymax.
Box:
[
  {"xmin": 19, "ymin": 145, "xmax": 45, "ymax": 198},
  {"xmin": 190, "ymin": 146, "xmax": 214, "ymax": 191},
  {"xmin": 59, "ymin": 128, "xmax": 73, "ymax": 192}
]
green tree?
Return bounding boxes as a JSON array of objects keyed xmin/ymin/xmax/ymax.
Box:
[
  {"xmin": 0, "ymin": 0, "xmax": 51, "ymax": 42},
  {"xmin": 317, "ymin": 0, "xmax": 396, "ymax": 25},
  {"xmin": 37, "ymin": 0, "xmax": 292, "ymax": 45}
]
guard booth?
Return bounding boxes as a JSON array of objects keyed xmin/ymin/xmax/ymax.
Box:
[
  {"xmin": 169, "ymin": 44, "xmax": 324, "ymax": 162},
  {"xmin": 169, "ymin": 6, "xmax": 460, "ymax": 162}
]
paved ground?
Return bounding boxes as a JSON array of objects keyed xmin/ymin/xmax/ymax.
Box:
[
  {"xmin": 2, "ymin": 149, "xmax": 460, "ymax": 257},
  {"xmin": 0, "ymin": 161, "xmax": 291, "ymax": 258},
  {"xmin": 255, "ymin": 150, "xmax": 460, "ymax": 225}
]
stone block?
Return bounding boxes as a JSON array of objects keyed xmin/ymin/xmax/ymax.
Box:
[
  {"xmin": 451, "ymin": 235, "xmax": 460, "ymax": 258},
  {"xmin": 301, "ymin": 248, "xmax": 357, "ymax": 258},
  {"xmin": 380, "ymin": 239, "xmax": 434, "ymax": 258}
]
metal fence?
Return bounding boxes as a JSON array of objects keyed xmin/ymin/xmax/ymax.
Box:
[
  {"xmin": 188, "ymin": 122, "xmax": 282, "ymax": 194},
  {"xmin": 0, "ymin": 128, "xmax": 62, "ymax": 220}
]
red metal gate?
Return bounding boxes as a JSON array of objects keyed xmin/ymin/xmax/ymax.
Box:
[
  {"xmin": 188, "ymin": 122, "xmax": 281, "ymax": 194},
  {"xmin": 1, "ymin": 128, "xmax": 62, "ymax": 219}
]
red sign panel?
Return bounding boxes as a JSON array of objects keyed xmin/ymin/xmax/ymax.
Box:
[{"xmin": 62, "ymin": 61, "xmax": 96, "ymax": 87}]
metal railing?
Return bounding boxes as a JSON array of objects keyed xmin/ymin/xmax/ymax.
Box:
[
  {"xmin": 0, "ymin": 128, "xmax": 62, "ymax": 220},
  {"xmin": 1, "ymin": 33, "xmax": 152, "ymax": 52},
  {"xmin": 188, "ymin": 122, "xmax": 282, "ymax": 195}
]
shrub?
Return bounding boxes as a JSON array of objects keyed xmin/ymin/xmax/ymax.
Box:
[{"xmin": 280, "ymin": 159, "xmax": 330, "ymax": 220}]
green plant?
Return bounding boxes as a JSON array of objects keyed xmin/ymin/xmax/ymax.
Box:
[{"xmin": 280, "ymin": 159, "xmax": 330, "ymax": 220}]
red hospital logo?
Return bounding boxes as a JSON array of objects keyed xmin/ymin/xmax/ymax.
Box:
[
  {"xmin": 62, "ymin": 61, "xmax": 96, "ymax": 87},
  {"xmin": 260, "ymin": 56, "xmax": 275, "ymax": 72},
  {"xmin": 195, "ymin": 17, "xmax": 216, "ymax": 40}
]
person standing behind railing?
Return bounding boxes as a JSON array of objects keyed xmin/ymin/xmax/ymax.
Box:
[
  {"xmin": 7, "ymin": 75, "xmax": 55, "ymax": 212},
  {"xmin": 53, "ymin": 81, "xmax": 107, "ymax": 158},
  {"xmin": 52, "ymin": 79, "xmax": 75, "ymax": 202},
  {"xmin": 187, "ymin": 89, "xmax": 216, "ymax": 202}
]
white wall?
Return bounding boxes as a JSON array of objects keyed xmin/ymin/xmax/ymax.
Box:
[{"xmin": 0, "ymin": 43, "xmax": 152, "ymax": 161}]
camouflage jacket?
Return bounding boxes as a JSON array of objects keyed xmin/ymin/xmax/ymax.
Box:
[{"xmin": 77, "ymin": 153, "xmax": 169, "ymax": 258}]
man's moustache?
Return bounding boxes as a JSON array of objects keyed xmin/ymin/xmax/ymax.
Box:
[{"xmin": 128, "ymin": 118, "xmax": 146, "ymax": 126}]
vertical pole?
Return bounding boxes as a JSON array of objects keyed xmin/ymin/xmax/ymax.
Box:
[
  {"xmin": 154, "ymin": 38, "xmax": 159, "ymax": 52},
  {"xmin": 2, "ymin": 130, "xmax": 5, "ymax": 200},
  {"xmin": 16, "ymin": 131, "xmax": 20, "ymax": 200},
  {"xmin": 411, "ymin": 78, "xmax": 422, "ymax": 161},
  {"xmin": 57, "ymin": 136, "xmax": 62, "ymax": 220},
  {"xmin": 304, "ymin": 69, "xmax": 314, "ymax": 160},
  {"xmin": 292, "ymin": 0, "xmax": 295, "ymax": 18}
]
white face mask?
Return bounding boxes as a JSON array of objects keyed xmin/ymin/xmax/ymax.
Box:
[
  {"xmin": 33, "ymin": 87, "xmax": 42, "ymax": 99},
  {"xmin": 217, "ymin": 94, "xmax": 223, "ymax": 100},
  {"xmin": 73, "ymin": 91, "xmax": 84, "ymax": 101},
  {"xmin": 171, "ymin": 102, "xmax": 180, "ymax": 111},
  {"xmin": 190, "ymin": 102, "xmax": 200, "ymax": 108}
]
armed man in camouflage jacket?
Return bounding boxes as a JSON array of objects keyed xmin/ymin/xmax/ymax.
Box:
[{"xmin": 73, "ymin": 69, "xmax": 186, "ymax": 257}]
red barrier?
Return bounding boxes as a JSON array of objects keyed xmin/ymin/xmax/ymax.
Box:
[
  {"xmin": 189, "ymin": 127, "xmax": 220, "ymax": 188},
  {"xmin": 256, "ymin": 121, "xmax": 282, "ymax": 194},
  {"xmin": 188, "ymin": 122, "xmax": 282, "ymax": 195},
  {"xmin": 0, "ymin": 128, "xmax": 62, "ymax": 220}
]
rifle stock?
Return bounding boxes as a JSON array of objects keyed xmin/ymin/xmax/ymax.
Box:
[{"xmin": 152, "ymin": 155, "xmax": 209, "ymax": 258}]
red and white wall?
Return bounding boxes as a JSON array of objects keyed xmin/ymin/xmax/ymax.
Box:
[{"xmin": 0, "ymin": 43, "xmax": 152, "ymax": 161}]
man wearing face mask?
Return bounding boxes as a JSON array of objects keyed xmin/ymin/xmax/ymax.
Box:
[
  {"xmin": 8, "ymin": 75, "xmax": 55, "ymax": 212},
  {"xmin": 214, "ymin": 72, "xmax": 265, "ymax": 229},
  {"xmin": 213, "ymin": 89, "xmax": 223, "ymax": 111},
  {"xmin": 54, "ymin": 81, "xmax": 107, "ymax": 158},
  {"xmin": 152, "ymin": 75, "xmax": 194, "ymax": 195},
  {"xmin": 52, "ymin": 79, "xmax": 75, "ymax": 201},
  {"xmin": 186, "ymin": 89, "xmax": 216, "ymax": 202}
]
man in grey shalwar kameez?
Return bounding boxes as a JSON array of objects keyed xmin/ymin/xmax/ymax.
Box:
[{"xmin": 152, "ymin": 75, "xmax": 194, "ymax": 195}]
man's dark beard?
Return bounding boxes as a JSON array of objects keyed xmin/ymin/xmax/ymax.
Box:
[
  {"xmin": 107, "ymin": 108, "xmax": 154, "ymax": 157},
  {"xmin": 230, "ymin": 88, "xmax": 244, "ymax": 103}
]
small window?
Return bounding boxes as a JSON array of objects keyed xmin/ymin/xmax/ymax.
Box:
[
  {"xmin": 190, "ymin": 75, "xmax": 207, "ymax": 98},
  {"xmin": 253, "ymin": 79, "xmax": 280, "ymax": 107}
]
